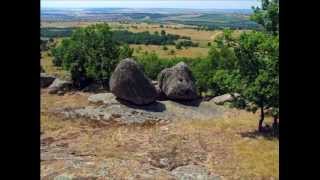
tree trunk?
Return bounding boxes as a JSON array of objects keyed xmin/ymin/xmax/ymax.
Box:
[{"xmin": 258, "ymin": 104, "xmax": 265, "ymax": 132}]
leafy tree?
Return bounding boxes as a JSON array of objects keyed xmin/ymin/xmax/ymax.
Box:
[
  {"xmin": 162, "ymin": 46, "xmax": 168, "ymax": 51},
  {"xmin": 234, "ymin": 31, "xmax": 279, "ymax": 132},
  {"xmin": 161, "ymin": 30, "xmax": 166, "ymax": 36},
  {"xmin": 251, "ymin": 0, "xmax": 279, "ymax": 35},
  {"xmin": 51, "ymin": 23, "xmax": 126, "ymax": 88},
  {"xmin": 169, "ymin": 49, "xmax": 175, "ymax": 55},
  {"xmin": 192, "ymin": 30, "xmax": 239, "ymax": 95}
]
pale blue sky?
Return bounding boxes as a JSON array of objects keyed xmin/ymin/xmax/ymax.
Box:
[{"xmin": 41, "ymin": 0, "xmax": 260, "ymax": 9}]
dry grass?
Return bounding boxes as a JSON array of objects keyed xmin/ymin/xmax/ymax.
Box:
[
  {"xmin": 41, "ymin": 91, "xmax": 278, "ymax": 179},
  {"xmin": 41, "ymin": 51, "xmax": 70, "ymax": 80},
  {"xmin": 131, "ymin": 44, "xmax": 209, "ymax": 58}
]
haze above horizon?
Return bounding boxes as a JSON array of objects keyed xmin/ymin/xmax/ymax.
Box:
[{"xmin": 41, "ymin": 0, "xmax": 260, "ymax": 10}]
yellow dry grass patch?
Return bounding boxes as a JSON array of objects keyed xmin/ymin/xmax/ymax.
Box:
[
  {"xmin": 131, "ymin": 44, "xmax": 209, "ymax": 58},
  {"xmin": 41, "ymin": 51, "xmax": 70, "ymax": 79}
]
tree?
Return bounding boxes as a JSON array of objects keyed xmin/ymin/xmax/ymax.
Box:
[
  {"xmin": 169, "ymin": 49, "xmax": 175, "ymax": 55},
  {"xmin": 251, "ymin": 0, "xmax": 279, "ymax": 35},
  {"xmin": 51, "ymin": 23, "xmax": 127, "ymax": 88},
  {"xmin": 198, "ymin": 29, "xmax": 279, "ymax": 133},
  {"xmin": 234, "ymin": 31, "xmax": 279, "ymax": 132},
  {"xmin": 192, "ymin": 30, "xmax": 239, "ymax": 95},
  {"xmin": 162, "ymin": 46, "xmax": 168, "ymax": 51},
  {"xmin": 161, "ymin": 30, "xmax": 166, "ymax": 36}
]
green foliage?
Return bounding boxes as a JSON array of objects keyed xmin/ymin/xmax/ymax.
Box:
[
  {"xmin": 51, "ymin": 23, "xmax": 127, "ymax": 87},
  {"xmin": 136, "ymin": 52, "xmax": 197, "ymax": 80},
  {"xmin": 119, "ymin": 44, "xmax": 134, "ymax": 59},
  {"xmin": 192, "ymin": 30, "xmax": 239, "ymax": 95},
  {"xmin": 169, "ymin": 49, "xmax": 176, "ymax": 55},
  {"xmin": 136, "ymin": 52, "xmax": 176, "ymax": 80},
  {"xmin": 41, "ymin": 28, "xmax": 189, "ymax": 46},
  {"xmin": 176, "ymin": 40, "xmax": 199, "ymax": 48},
  {"xmin": 112, "ymin": 30, "xmax": 182, "ymax": 45},
  {"xmin": 192, "ymin": 29, "xmax": 278, "ymax": 131},
  {"xmin": 234, "ymin": 31, "xmax": 279, "ymax": 113},
  {"xmin": 251, "ymin": 0, "xmax": 279, "ymax": 35},
  {"xmin": 161, "ymin": 30, "xmax": 166, "ymax": 36},
  {"xmin": 162, "ymin": 46, "xmax": 168, "ymax": 51},
  {"xmin": 41, "ymin": 27, "xmax": 75, "ymax": 38}
]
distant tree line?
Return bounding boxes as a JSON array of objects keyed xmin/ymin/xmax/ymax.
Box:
[
  {"xmin": 168, "ymin": 20, "xmax": 262, "ymax": 31},
  {"xmin": 41, "ymin": 28, "xmax": 194, "ymax": 46},
  {"xmin": 111, "ymin": 30, "xmax": 180, "ymax": 45},
  {"xmin": 41, "ymin": 27, "xmax": 76, "ymax": 38}
]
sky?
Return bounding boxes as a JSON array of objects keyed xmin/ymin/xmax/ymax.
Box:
[{"xmin": 41, "ymin": 0, "xmax": 260, "ymax": 10}]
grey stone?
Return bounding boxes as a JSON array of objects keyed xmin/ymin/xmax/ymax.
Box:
[
  {"xmin": 210, "ymin": 93, "xmax": 240, "ymax": 105},
  {"xmin": 158, "ymin": 62, "xmax": 198, "ymax": 101},
  {"xmin": 171, "ymin": 165, "xmax": 221, "ymax": 180},
  {"xmin": 48, "ymin": 78, "xmax": 72, "ymax": 94},
  {"xmin": 88, "ymin": 93, "xmax": 118, "ymax": 106},
  {"xmin": 41, "ymin": 73, "xmax": 56, "ymax": 88},
  {"xmin": 109, "ymin": 58, "xmax": 157, "ymax": 105}
]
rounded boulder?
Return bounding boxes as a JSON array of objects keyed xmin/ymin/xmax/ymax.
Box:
[{"xmin": 109, "ymin": 58, "xmax": 157, "ymax": 105}]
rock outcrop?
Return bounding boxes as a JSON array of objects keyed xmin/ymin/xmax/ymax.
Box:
[
  {"xmin": 158, "ymin": 62, "xmax": 198, "ymax": 101},
  {"xmin": 109, "ymin": 58, "xmax": 157, "ymax": 105}
]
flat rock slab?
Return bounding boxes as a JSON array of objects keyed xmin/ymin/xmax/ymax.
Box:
[
  {"xmin": 171, "ymin": 165, "xmax": 221, "ymax": 180},
  {"xmin": 54, "ymin": 93, "xmax": 225, "ymax": 124}
]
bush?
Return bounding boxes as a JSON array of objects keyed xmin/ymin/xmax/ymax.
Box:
[{"xmin": 136, "ymin": 52, "xmax": 196, "ymax": 80}]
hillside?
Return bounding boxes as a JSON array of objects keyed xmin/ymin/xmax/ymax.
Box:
[{"xmin": 41, "ymin": 2, "xmax": 279, "ymax": 179}]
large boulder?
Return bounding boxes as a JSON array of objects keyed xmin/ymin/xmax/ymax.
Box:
[
  {"xmin": 40, "ymin": 73, "xmax": 56, "ymax": 88},
  {"xmin": 210, "ymin": 93, "xmax": 240, "ymax": 105},
  {"xmin": 48, "ymin": 78, "xmax": 72, "ymax": 94},
  {"xmin": 109, "ymin": 58, "xmax": 157, "ymax": 105},
  {"xmin": 158, "ymin": 62, "xmax": 198, "ymax": 100}
]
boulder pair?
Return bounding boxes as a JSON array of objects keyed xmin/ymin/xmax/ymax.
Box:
[{"xmin": 109, "ymin": 58, "xmax": 198, "ymax": 105}]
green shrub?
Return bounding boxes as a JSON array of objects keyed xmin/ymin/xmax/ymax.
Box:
[{"xmin": 51, "ymin": 23, "xmax": 132, "ymax": 88}]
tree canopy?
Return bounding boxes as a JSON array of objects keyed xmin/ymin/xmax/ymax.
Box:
[{"xmin": 52, "ymin": 23, "xmax": 133, "ymax": 88}]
